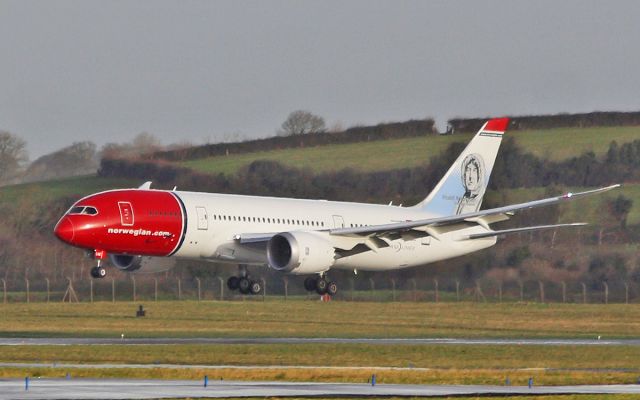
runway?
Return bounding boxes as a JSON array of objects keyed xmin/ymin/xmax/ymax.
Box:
[
  {"xmin": 2, "ymin": 378, "xmax": 640, "ymax": 399},
  {"xmin": 1, "ymin": 337, "xmax": 639, "ymax": 346}
]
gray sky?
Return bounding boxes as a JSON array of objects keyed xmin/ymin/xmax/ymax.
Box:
[{"xmin": 2, "ymin": 0, "xmax": 640, "ymax": 158}]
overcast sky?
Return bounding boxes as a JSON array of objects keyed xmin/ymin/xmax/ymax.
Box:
[{"xmin": 2, "ymin": 0, "xmax": 640, "ymax": 158}]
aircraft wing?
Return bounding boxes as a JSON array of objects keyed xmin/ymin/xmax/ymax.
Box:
[
  {"xmin": 233, "ymin": 184, "xmax": 619, "ymax": 246},
  {"xmin": 329, "ymin": 184, "xmax": 620, "ymax": 239}
]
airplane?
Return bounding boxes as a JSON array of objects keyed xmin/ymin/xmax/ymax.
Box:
[{"xmin": 54, "ymin": 118, "xmax": 619, "ymax": 296}]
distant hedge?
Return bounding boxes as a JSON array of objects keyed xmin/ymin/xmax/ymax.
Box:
[
  {"xmin": 448, "ymin": 111, "xmax": 640, "ymax": 133},
  {"xmin": 151, "ymin": 119, "xmax": 437, "ymax": 162}
]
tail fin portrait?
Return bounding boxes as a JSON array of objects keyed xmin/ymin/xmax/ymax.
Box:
[{"xmin": 415, "ymin": 118, "xmax": 509, "ymax": 216}]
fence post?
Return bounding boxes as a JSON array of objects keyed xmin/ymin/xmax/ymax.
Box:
[
  {"xmin": 625, "ymin": 282, "xmax": 629, "ymax": 304},
  {"xmin": 369, "ymin": 278, "xmax": 375, "ymax": 292},
  {"xmin": 132, "ymin": 276, "xmax": 136, "ymax": 302},
  {"xmin": 391, "ymin": 279, "xmax": 396, "ymax": 302},
  {"xmin": 112, "ymin": 278, "xmax": 116, "ymax": 303},
  {"xmin": 90, "ymin": 279, "xmax": 94, "ymax": 303},
  {"xmin": 46, "ymin": 278, "xmax": 50, "ymax": 303},
  {"xmin": 519, "ymin": 281, "xmax": 524, "ymax": 302},
  {"xmin": 350, "ymin": 279, "xmax": 354, "ymax": 302},
  {"xmin": 154, "ymin": 278, "xmax": 158, "ymax": 302},
  {"xmin": 25, "ymin": 279, "xmax": 29, "ymax": 303},
  {"xmin": 217, "ymin": 277, "xmax": 224, "ymax": 301},
  {"xmin": 475, "ymin": 280, "xmax": 485, "ymax": 302},
  {"xmin": 603, "ymin": 282, "xmax": 609, "ymax": 304},
  {"xmin": 581, "ymin": 282, "xmax": 587, "ymax": 304},
  {"xmin": 538, "ymin": 281, "xmax": 545, "ymax": 303},
  {"xmin": 196, "ymin": 278, "xmax": 201, "ymax": 302},
  {"xmin": 411, "ymin": 279, "xmax": 417, "ymax": 302},
  {"xmin": 2, "ymin": 279, "xmax": 6, "ymax": 304},
  {"xmin": 455, "ymin": 280, "xmax": 460, "ymax": 302},
  {"xmin": 434, "ymin": 279, "xmax": 439, "ymax": 303},
  {"xmin": 178, "ymin": 279, "xmax": 182, "ymax": 300},
  {"xmin": 498, "ymin": 281, "xmax": 502, "ymax": 303},
  {"xmin": 283, "ymin": 277, "xmax": 288, "ymax": 301},
  {"xmin": 261, "ymin": 278, "xmax": 266, "ymax": 301},
  {"xmin": 561, "ymin": 281, "xmax": 566, "ymax": 303}
]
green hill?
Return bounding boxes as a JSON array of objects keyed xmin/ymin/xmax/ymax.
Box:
[
  {"xmin": 0, "ymin": 176, "xmax": 138, "ymax": 204},
  {"xmin": 179, "ymin": 126, "xmax": 640, "ymax": 175},
  {"xmin": 1, "ymin": 124, "xmax": 638, "ymax": 223}
]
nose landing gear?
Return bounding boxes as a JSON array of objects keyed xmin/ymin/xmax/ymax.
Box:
[
  {"xmin": 90, "ymin": 249, "xmax": 108, "ymax": 279},
  {"xmin": 304, "ymin": 275, "xmax": 337, "ymax": 296},
  {"xmin": 227, "ymin": 265, "xmax": 262, "ymax": 295}
]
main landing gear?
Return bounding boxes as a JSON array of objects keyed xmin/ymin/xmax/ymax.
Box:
[
  {"xmin": 304, "ymin": 275, "xmax": 338, "ymax": 296},
  {"xmin": 227, "ymin": 265, "xmax": 262, "ymax": 295}
]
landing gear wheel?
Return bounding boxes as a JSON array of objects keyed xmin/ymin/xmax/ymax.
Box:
[
  {"xmin": 90, "ymin": 266, "xmax": 106, "ymax": 279},
  {"xmin": 238, "ymin": 277, "xmax": 251, "ymax": 294},
  {"xmin": 249, "ymin": 281, "xmax": 262, "ymax": 295},
  {"xmin": 227, "ymin": 276, "xmax": 240, "ymax": 290},
  {"xmin": 327, "ymin": 281, "xmax": 338, "ymax": 296},
  {"xmin": 315, "ymin": 278, "xmax": 328, "ymax": 295},
  {"xmin": 304, "ymin": 277, "xmax": 317, "ymax": 292}
]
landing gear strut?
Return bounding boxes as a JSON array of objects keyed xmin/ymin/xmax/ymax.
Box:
[
  {"xmin": 227, "ymin": 265, "xmax": 262, "ymax": 295},
  {"xmin": 304, "ymin": 276, "xmax": 337, "ymax": 296}
]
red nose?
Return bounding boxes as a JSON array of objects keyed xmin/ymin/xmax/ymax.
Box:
[{"xmin": 54, "ymin": 217, "xmax": 75, "ymax": 243}]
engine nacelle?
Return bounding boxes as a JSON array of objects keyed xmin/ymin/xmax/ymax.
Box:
[
  {"xmin": 267, "ymin": 231, "xmax": 336, "ymax": 274},
  {"xmin": 109, "ymin": 254, "xmax": 175, "ymax": 273}
]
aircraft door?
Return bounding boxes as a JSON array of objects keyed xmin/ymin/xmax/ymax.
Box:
[
  {"xmin": 196, "ymin": 206, "xmax": 208, "ymax": 230},
  {"xmin": 332, "ymin": 215, "xmax": 345, "ymax": 228}
]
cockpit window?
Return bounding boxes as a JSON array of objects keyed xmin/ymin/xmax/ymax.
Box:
[
  {"xmin": 69, "ymin": 206, "xmax": 85, "ymax": 215},
  {"xmin": 68, "ymin": 206, "xmax": 99, "ymax": 216}
]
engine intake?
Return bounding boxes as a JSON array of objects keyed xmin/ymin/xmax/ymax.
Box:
[{"xmin": 267, "ymin": 232, "xmax": 335, "ymax": 274}]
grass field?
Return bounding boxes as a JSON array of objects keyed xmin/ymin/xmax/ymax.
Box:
[
  {"xmin": 1, "ymin": 301, "xmax": 640, "ymax": 339},
  {"xmin": 3, "ymin": 343, "xmax": 640, "ymax": 386},
  {"xmin": 180, "ymin": 126, "xmax": 640, "ymax": 175},
  {"xmin": 3, "ymin": 302, "xmax": 640, "ymax": 388}
]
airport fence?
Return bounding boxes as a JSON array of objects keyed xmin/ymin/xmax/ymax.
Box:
[{"xmin": 0, "ymin": 276, "xmax": 639, "ymax": 304}]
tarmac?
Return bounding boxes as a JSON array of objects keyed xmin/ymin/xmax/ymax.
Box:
[
  {"xmin": 1, "ymin": 337, "xmax": 638, "ymax": 346},
  {"xmin": 2, "ymin": 378, "xmax": 640, "ymax": 399}
]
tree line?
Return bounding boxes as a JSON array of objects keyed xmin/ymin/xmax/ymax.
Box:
[
  {"xmin": 150, "ymin": 119, "xmax": 437, "ymax": 162},
  {"xmin": 448, "ymin": 111, "xmax": 640, "ymax": 133}
]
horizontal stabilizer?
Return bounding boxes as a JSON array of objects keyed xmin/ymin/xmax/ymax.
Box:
[{"xmin": 460, "ymin": 223, "xmax": 587, "ymax": 240}]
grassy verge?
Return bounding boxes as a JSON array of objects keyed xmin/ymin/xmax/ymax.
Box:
[
  {"xmin": 2, "ymin": 344, "xmax": 640, "ymax": 371},
  {"xmin": 1, "ymin": 301, "xmax": 640, "ymax": 339},
  {"xmin": 0, "ymin": 366, "xmax": 639, "ymax": 386}
]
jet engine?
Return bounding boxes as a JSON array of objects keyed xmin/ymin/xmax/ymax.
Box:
[
  {"xmin": 267, "ymin": 232, "xmax": 336, "ymax": 274},
  {"xmin": 108, "ymin": 254, "xmax": 175, "ymax": 273}
]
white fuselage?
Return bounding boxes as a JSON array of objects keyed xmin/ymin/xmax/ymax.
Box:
[{"xmin": 173, "ymin": 191, "xmax": 497, "ymax": 272}]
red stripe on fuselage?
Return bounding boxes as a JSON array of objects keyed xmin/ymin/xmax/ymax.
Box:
[{"xmin": 59, "ymin": 190, "xmax": 184, "ymax": 256}]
